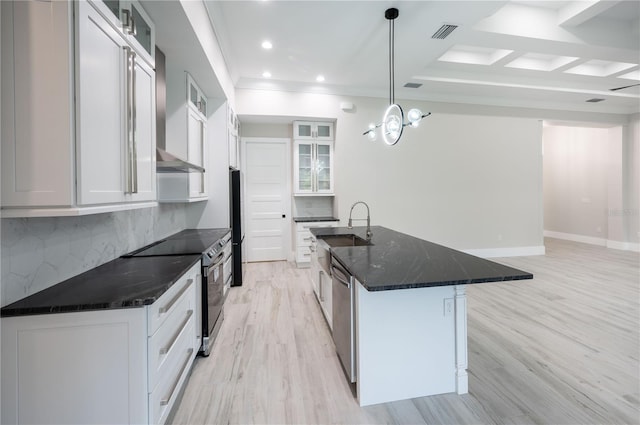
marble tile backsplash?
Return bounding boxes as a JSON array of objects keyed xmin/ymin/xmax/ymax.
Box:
[
  {"xmin": 1, "ymin": 204, "xmax": 189, "ymax": 306},
  {"xmin": 293, "ymin": 196, "xmax": 334, "ymax": 218}
]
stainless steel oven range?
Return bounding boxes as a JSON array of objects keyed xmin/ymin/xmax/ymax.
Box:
[{"xmin": 122, "ymin": 229, "xmax": 232, "ymax": 356}]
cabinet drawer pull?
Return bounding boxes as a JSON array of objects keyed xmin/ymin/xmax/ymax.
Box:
[
  {"xmin": 159, "ymin": 310, "xmax": 193, "ymax": 355},
  {"xmin": 160, "ymin": 348, "xmax": 193, "ymax": 406},
  {"xmin": 303, "ymin": 252, "xmax": 311, "ymax": 257},
  {"xmin": 159, "ymin": 279, "xmax": 193, "ymax": 314},
  {"xmin": 303, "ymin": 237, "xmax": 311, "ymax": 241}
]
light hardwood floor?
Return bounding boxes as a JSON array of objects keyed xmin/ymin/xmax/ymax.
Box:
[{"xmin": 171, "ymin": 238, "xmax": 639, "ymax": 424}]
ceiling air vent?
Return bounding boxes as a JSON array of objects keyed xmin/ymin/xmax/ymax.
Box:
[
  {"xmin": 404, "ymin": 82, "xmax": 422, "ymax": 88},
  {"xmin": 432, "ymin": 24, "xmax": 458, "ymax": 39},
  {"xmin": 586, "ymin": 98, "xmax": 605, "ymax": 103}
]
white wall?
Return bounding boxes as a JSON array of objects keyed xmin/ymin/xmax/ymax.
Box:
[
  {"xmin": 542, "ymin": 123, "xmax": 638, "ymax": 251},
  {"xmin": 543, "ymin": 125, "xmax": 611, "ymax": 240},
  {"xmin": 625, "ymin": 114, "xmax": 640, "ymax": 247},
  {"xmin": 236, "ymin": 89, "xmax": 544, "ymax": 253}
]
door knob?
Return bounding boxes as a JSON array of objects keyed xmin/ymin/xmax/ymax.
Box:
[{"xmin": 282, "ymin": 214, "xmax": 286, "ymax": 218}]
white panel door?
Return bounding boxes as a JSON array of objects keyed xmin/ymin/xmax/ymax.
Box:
[{"xmin": 244, "ymin": 139, "xmax": 290, "ymax": 262}]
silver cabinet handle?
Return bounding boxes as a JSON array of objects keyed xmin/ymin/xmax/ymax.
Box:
[
  {"xmin": 303, "ymin": 237, "xmax": 311, "ymax": 241},
  {"xmin": 159, "ymin": 310, "xmax": 193, "ymax": 355},
  {"xmin": 159, "ymin": 279, "xmax": 193, "ymax": 314},
  {"xmin": 319, "ymin": 270, "xmax": 323, "ymax": 301},
  {"xmin": 160, "ymin": 348, "xmax": 193, "ymax": 406},
  {"xmin": 122, "ymin": 9, "xmax": 132, "ymax": 34},
  {"xmin": 131, "ymin": 50, "xmax": 138, "ymax": 194},
  {"xmin": 123, "ymin": 47, "xmax": 134, "ymax": 194},
  {"xmin": 200, "ymin": 120, "xmax": 205, "ymax": 194}
]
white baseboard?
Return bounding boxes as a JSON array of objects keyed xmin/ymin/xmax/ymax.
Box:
[
  {"xmin": 462, "ymin": 246, "xmax": 546, "ymax": 258},
  {"xmin": 545, "ymin": 230, "xmax": 640, "ymax": 252},
  {"xmin": 544, "ymin": 230, "xmax": 607, "ymax": 246},
  {"xmin": 607, "ymin": 240, "xmax": 640, "ymax": 252}
]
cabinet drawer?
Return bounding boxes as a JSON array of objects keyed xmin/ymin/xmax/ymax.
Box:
[
  {"xmin": 296, "ymin": 230, "xmax": 314, "ymax": 249},
  {"xmin": 148, "ymin": 263, "xmax": 199, "ymax": 336},
  {"xmin": 295, "ymin": 221, "xmax": 337, "ymax": 232},
  {"xmin": 148, "ymin": 285, "xmax": 195, "ymax": 392},
  {"xmin": 297, "ymin": 245, "xmax": 312, "ymax": 263},
  {"xmin": 148, "ymin": 320, "xmax": 195, "ymax": 425}
]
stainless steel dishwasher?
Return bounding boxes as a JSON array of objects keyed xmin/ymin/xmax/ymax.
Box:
[{"xmin": 331, "ymin": 256, "xmax": 356, "ymax": 383}]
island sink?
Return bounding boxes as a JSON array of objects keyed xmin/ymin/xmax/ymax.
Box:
[{"xmin": 321, "ymin": 234, "xmax": 373, "ymax": 247}]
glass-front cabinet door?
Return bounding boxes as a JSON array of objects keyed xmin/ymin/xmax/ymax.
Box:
[
  {"xmin": 315, "ymin": 143, "xmax": 332, "ymax": 192},
  {"xmin": 91, "ymin": 0, "xmax": 155, "ymax": 66},
  {"xmin": 296, "ymin": 142, "xmax": 313, "ymax": 193},
  {"xmin": 294, "ymin": 141, "xmax": 334, "ymax": 195},
  {"xmin": 315, "ymin": 123, "xmax": 333, "ymax": 141},
  {"xmin": 187, "ymin": 73, "xmax": 207, "ymax": 118}
]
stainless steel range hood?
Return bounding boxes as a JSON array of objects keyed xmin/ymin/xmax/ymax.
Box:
[
  {"xmin": 155, "ymin": 47, "xmax": 204, "ymax": 174},
  {"xmin": 156, "ymin": 148, "xmax": 205, "ymax": 173}
]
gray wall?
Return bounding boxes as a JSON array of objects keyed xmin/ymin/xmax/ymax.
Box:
[
  {"xmin": 240, "ymin": 122, "xmax": 292, "ymax": 139},
  {"xmin": 543, "ymin": 120, "xmax": 639, "ymax": 247},
  {"xmin": 1, "ymin": 204, "xmax": 189, "ymax": 306},
  {"xmin": 626, "ymin": 114, "xmax": 640, "ymax": 244},
  {"xmin": 236, "ymin": 89, "xmax": 545, "ymax": 252},
  {"xmin": 543, "ymin": 125, "xmax": 611, "ymax": 239}
]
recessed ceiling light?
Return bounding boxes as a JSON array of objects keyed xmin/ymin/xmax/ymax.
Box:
[
  {"xmin": 261, "ymin": 40, "xmax": 273, "ymax": 50},
  {"xmin": 316, "ymin": 75, "xmax": 325, "ymax": 82},
  {"xmin": 262, "ymin": 71, "xmax": 271, "ymax": 78}
]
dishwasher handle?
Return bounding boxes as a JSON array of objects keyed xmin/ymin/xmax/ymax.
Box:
[{"xmin": 331, "ymin": 264, "xmax": 351, "ymax": 288}]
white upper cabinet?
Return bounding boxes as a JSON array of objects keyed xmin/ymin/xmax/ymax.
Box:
[
  {"xmin": 187, "ymin": 108, "xmax": 207, "ymax": 198},
  {"xmin": 158, "ymin": 72, "xmax": 208, "ymax": 202},
  {"xmin": 1, "ymin": 0, "xmax": 157, "ymax": 217},
  {"xmin": 188, "ymin": 74, "xmax": 208, "ymax": 118},
  {"xmin": 294, "ymin": 121, "xmax": 334, "ymax": 141},
  {"xmin": 294, "ymin": 141, "xmax": 334, "ymax": 195},
  {"xmin": 228, "ymin": 104, "xmax": 239, "ymax": 169}
]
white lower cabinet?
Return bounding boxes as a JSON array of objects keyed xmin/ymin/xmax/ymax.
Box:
[
  {"xmin": 1, "ymin": 262, "xmax": 200, "ymax": 425},
  {"xmin": 295, "ymin": 221, "xmax": 337, "ymax": 267}
]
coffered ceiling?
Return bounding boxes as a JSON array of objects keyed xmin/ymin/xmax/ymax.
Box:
[{"xmin": 205, "ymin": 0, "xmax": 640, "ymax": 114}]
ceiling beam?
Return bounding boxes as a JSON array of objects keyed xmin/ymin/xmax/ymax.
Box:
[{"xmin": 558, "ymin": 0, "xmax": 621, "ymax": 27}]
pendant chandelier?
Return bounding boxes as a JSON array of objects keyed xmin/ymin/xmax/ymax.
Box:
[{"xmin": 363, "ymin": 8, "xmax": 431, "ymax": 146}]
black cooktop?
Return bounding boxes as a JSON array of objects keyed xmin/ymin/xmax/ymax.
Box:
[{"xmin": 123, "ymin": 229, "xmax": 231, "ymax": 257}]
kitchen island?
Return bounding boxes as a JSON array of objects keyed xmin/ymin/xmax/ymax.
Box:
[{"xmin": 310, "ymin": 225, "xmax": 532, "ymax": 406}]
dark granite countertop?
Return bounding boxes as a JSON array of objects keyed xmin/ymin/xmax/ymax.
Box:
[
  {"xmin": 1, "ymin": 255, "xmax": 201, "ymax": 317},
  {"xmin": 294, "ymin": 216, "xmax": 339, "ymax": 223},
  {"xmin": 2, "ymin": 228, "xmax": 231, "ymax": 317},
  {"xmin": 310, "ymin": 226, "xmax": 533, "ymax": 292}
]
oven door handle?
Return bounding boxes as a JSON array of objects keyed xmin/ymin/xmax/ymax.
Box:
[{"xmin": 210, "ymin": 252, "xmax": 225, "ymax": 266}]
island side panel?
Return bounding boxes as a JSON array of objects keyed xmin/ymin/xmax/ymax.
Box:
[
  {"xmin": 355, "ymin": 280, "xmax": 457, "ymax": 406},
  {"xmin": 455, "ymin": 285, "xmax": 469, "ymax": 394}
]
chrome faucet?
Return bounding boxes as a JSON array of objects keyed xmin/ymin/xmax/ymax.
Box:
[{"xmin": 347, "ymin": 201, "xmax": 372, "ymax": 240}]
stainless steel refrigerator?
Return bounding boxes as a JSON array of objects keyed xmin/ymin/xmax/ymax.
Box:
[{"xmin": 229, "ymin": 167, "xmax": 244, "ymax": 286}]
